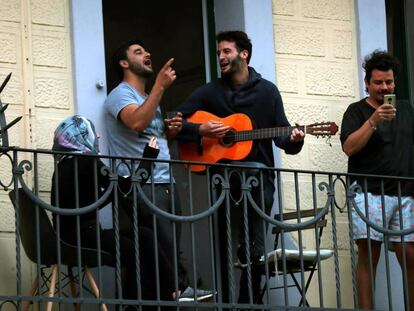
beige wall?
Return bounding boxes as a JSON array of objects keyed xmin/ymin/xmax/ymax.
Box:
[
  {"xmin": 0, "ymin": 0, "xmax": 74, "ymax": 296},
  {"xmin": 272, "ymin": 0, "xmax": 360, "ymax": 308},
  {"xmin": 273, "ymin": 0, "xmax": 357, "ymax": 172}
]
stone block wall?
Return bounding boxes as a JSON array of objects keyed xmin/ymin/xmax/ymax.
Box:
[
  {"xmin": 273, "ymin": 0, "xmax": 357, "ymax": 172},
  {"xmin": 0, "ymin": 0, "xmax": 73, "ymax": 295},
  {"xmin": 272, "ymin": 0, "xmax": 360, "ymax": 307},
  {"xmin": 272, "ymin": 0, "xmax": 358, "ymax": 214}
]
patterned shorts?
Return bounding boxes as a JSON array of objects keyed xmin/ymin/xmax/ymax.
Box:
[{"xmin": 351, "ymin": 192, "xmax": 414, "ymax": 242}]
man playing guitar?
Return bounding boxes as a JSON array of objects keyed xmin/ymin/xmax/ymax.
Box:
[{"xmin": 175, "ymin": 31, "xmax": 305, "ymax": 304}]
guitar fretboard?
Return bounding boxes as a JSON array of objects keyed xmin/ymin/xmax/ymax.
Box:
[{"xmin": 230, "ymin": 126, "xmax": 307, "ymax": 142}]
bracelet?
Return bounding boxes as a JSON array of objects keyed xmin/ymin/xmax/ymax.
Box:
[{"xmin": 368, "ymin": 119, "xmax": 376, "ymax": 131}]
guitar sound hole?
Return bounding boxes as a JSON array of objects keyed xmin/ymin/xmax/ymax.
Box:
[{"xmin": 220, "ymin": 129, "xmax": 235, "ymax": 147}]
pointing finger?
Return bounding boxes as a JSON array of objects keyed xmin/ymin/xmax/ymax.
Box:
[{"xmin": 161, "ymin": 58, "xmax": 174, "ymax": 70}]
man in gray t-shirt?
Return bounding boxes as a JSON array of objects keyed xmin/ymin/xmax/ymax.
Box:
[
  {"xmin": 103, "ymin": 39, "xmax": 186, "ymax": 300},
  {"xmin": 104, "ymin": 40, "xmax": 181, "ymax": 180},
  {"xmin": 105, "ymin": 81, "xmax": 172, "ymax": 180}
]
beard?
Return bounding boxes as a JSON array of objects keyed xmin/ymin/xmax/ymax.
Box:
[
  {"xmin": 221, "ymin": 55, "xmax": 243, "ymax": 77},
  {"xmin": 128, "ymin": 60, "xmax": 153, "ymax": 78},
  {"xmin": 374, "ymin": 91, "xmax": 390, "ymax": 105}
]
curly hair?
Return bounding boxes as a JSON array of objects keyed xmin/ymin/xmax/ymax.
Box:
[{"xmin": 363, "ymin": 50, "xmax": 400, "ymax": 82}]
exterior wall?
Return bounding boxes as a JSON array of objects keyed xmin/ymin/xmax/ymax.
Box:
[
  {"xmin": 272, "ymin": 0, "xmax": 360, "ymax": 308},
  {"xmin": 0, "ymin": 0, "xmax": 74, "ymax": 295},
  {"xmin": 273, "ymin": 0, "xmax": 357, "ymax": 172}
]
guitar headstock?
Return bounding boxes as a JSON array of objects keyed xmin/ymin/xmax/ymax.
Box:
[{"xmin": 305, "ymin": 122, "xmax": 339, "ymax": 137}]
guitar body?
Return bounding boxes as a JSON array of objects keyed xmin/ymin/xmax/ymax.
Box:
[
  {"xmin": 178, "ymin": 110, "xmax": 338, "ymax": 172},
  {"xmin": 178, "ymin": 111, "xmax": 253, "ymax": 172}
]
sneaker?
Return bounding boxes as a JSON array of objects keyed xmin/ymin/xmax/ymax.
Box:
[{"xmin": 178, "ymin": 286, "xmax": 216, "ymax": 302}]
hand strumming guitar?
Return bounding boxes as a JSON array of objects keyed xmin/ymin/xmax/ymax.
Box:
[{"xmin": 199, "ymin": 120, "xmax": 231, "ymax": 138}]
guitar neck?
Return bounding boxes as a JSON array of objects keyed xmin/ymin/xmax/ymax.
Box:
[{"xmin": 233, "ymin": 126, "xmax": 306, "ymax": 142}]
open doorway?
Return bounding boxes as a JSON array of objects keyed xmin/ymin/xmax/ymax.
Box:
[
  {"xmin": 101, "ymin": 0, "xmax": 217, "ymax": 290},
  {"xmin": 102, "ymin": 0, "xmax": 209, "ymax": 113}
]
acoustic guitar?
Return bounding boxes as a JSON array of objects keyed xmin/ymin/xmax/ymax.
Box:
[{"xmin": 178, "ymin": 111, "xmax": 338, "ymax": 172}]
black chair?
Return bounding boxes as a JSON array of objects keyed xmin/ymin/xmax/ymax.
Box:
[
  {"xmin": 9, "ymin": 188, "xmax": 114, "ymax": 311},
  {"xmin": 260, "ymin": 207, "xmax": 333, "ymax": 307}
]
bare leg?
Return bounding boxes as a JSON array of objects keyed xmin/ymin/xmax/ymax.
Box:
[
  {"xmin": 22, "ymin": 274, "xmax": 39, "ymax": 311},
  {"xmin": 356, "ymin": 239, "xmax": 382, "ymax": 309},
  {"xmin": 46, "ymin": 265, "xmax": 58, "ymax": 311},
  {"xmin": 84, "ymin": 267, "xmax": 108, "ymax": 311},
  {"xmin": 393, "ymin": 242, "xmax": 414, "ymax": 311}
]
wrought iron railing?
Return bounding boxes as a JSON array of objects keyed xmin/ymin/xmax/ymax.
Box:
[{"xmin": 0, "ymin": 145, "xmax": 413, "ymax": 311}]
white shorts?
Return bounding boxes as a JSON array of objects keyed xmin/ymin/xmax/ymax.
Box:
[{"xmin": 351, "ymin": 192, "xmax": 414, "ymax": 242}]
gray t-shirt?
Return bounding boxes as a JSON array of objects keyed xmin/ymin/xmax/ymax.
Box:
[{"xmin": 104, "ymin": 82, "xmax": 171, "ymax": 182}]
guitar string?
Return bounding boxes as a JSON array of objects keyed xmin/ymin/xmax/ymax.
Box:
[
  {"xmin": 224, "ymin": 124, "xmax": 333, "ymax": 142},
  {"xmin": 228, "ymin": 126, "xmax": 305, "ymax": 142}
]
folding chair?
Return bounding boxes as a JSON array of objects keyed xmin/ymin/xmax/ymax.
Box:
[
  {"xmin": 260, "ymin": 207, "xmax": 334, "ymax": 307},
  {"xmin": 9, "ymin": 188, "xmax": 114, "ymax": 311}
]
